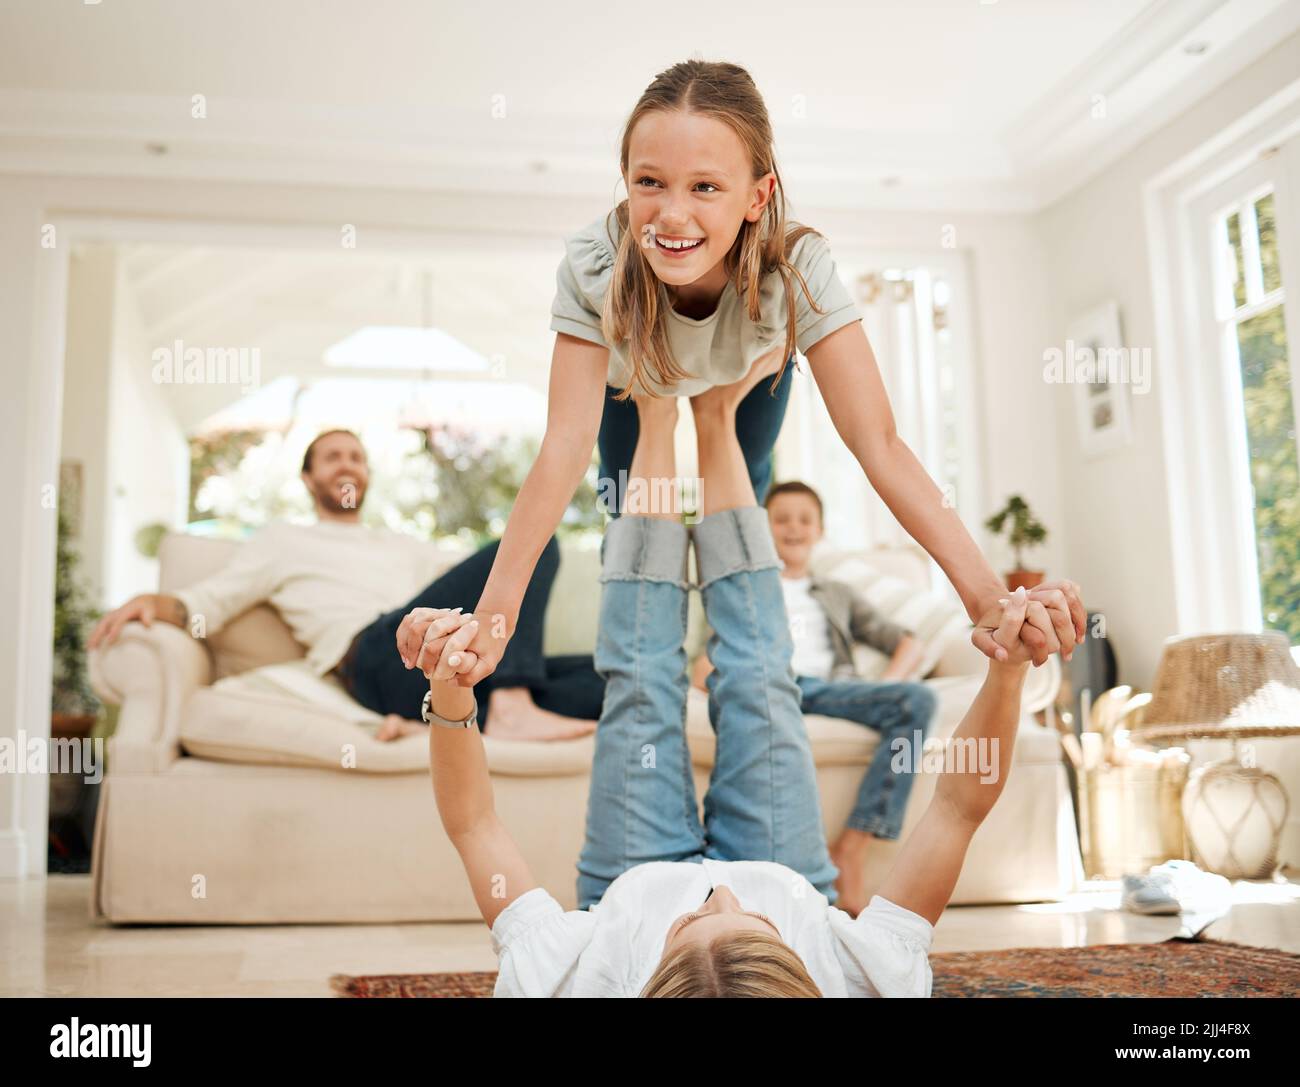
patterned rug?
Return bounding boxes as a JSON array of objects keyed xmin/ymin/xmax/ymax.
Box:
[{"xmin": 330, "ymin": 937, "xmax": 1300, "ymax": 997}]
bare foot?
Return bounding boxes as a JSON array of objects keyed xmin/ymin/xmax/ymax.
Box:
[
  {"xmin": 485, "ymin": 687, "xmax": 597, "ymax": 742},
  {"xmin": 829, "ymin": 827, "xmax": 878, "ymax": 918},
  {"xmin": 376, "ymin": 714, "xmax": 426, "ymax": 742}
]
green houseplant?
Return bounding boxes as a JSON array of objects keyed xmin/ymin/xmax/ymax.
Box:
[
  {"xmin": 52, "ymin": 501, "xmax": 101, "ymax": 732},
  {"xmin": 984, "ymin": 494, "xmax": 1048, "ymax": 592}
]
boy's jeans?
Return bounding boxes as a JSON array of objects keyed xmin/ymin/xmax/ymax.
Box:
[
  {"xmin": 794, "ymin": 676, "xmax": 937, "ymax": 840},
  {"xmin": 575, "ymin": 507, "xmax": 838, "ymax": 909}
]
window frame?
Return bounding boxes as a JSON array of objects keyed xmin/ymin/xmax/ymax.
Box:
[
  {"xmin": 1191, "ymin": 162, "xmax": 1297, "ymax": 634},
  {"xmin": 1147, "ymin": 103, "xmax": 1300, "ymax": 638}
]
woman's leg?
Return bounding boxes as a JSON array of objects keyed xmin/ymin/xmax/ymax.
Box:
[
  {"xmin": 576, "ymin": 398, "xmax": 705, "ymax": 909},
  {"xmin": 687, "ymin": 395, "xmax": 838, "ymax": 901}
]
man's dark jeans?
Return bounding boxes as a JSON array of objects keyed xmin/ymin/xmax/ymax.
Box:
[{"xmin": 337, "ymin": 536, "xmax": 605, "ymax": 731}]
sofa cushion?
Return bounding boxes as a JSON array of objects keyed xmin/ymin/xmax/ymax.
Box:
[{"xmin": 179, "ymin": 660, "xmax": 597, "ymax": 776}]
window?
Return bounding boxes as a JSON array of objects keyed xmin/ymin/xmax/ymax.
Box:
[
  {"xmin": 777, "ymin": 252, "xmax": 980, "ymax": 597},
  {"xmin": 1210, "ymin": 184, "xmax": 1299, "ymax": 641}
]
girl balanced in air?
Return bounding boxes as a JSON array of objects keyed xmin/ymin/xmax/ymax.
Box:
[
  {"xmin": 431, "ymin": 57, "xmax": 1084, "ymax": 689},
  {"xmin": 398, "ymin": 392, "xmax": 1040, "ymax": 997}
]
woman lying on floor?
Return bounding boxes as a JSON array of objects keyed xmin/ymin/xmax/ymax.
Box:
[{"xmin": 395, "ymin": 392, "xmax": 1038, "ymax": 998}]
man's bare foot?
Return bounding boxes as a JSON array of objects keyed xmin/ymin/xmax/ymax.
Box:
[
  {"xmin": 485, "ymin": 687, "xmax": 597, "ymax": 742},
  {"xmin": 829, "ymin": 827, "xmax": 879, "ymax": 917},
  {"xmin": 376, "ymin": 714, "xmax": 426, "ymax": 742}
]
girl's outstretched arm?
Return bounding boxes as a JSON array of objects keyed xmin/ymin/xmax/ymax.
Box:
[
  {"xmin": 445, "ymin": 333, "xmax": 609, "ymax": 686},
  {"xmin": 804, "ymin": 321, "xmax": 1085, "ymax": 666}
]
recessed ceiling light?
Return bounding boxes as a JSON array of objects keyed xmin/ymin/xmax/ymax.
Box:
[{"xmin": 1183, "ymin": 41, "xmax": 1210, "ymax": 56}]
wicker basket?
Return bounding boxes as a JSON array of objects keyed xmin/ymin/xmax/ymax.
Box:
[{"xmin": 1079, "ymin": 750, "xmax": 1190, "ymax": 879}]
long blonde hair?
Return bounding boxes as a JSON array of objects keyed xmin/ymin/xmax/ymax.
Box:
[
  {"xmin": 640, "ymin": 930, "xmax": 823, "ymax": 997},
  {"xmin": 601, "ymin": 59, "xmax": 828, "ymax": 401}
]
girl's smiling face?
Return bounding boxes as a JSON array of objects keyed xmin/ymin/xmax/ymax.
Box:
[{"xmin": 625, "ymin": 109, "xmax": 775, "ymax": 290}]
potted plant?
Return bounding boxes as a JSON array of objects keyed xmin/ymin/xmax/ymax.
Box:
[
  {"xmin": 52, "ymin": 501, "xmax": 101, "ymax": 737},
  {"xmin": 985, "ymin": 494, "xmax": 1048, "ymax": 592}
]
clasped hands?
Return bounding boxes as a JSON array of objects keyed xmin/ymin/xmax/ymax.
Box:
[
  {"xmin": 972, "ymin": 578, "xmax": 1086, "ymax": 667},
  {"xmin": 396, "ymin": 607, "xmax": 489, "ymax": 684}
]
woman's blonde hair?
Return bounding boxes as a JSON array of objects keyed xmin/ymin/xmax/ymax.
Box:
[
  {"xmin": 601, "ymin": 58, "xmax": 828, "ymax": 401},
  {"xmin": 639, "ymin": 930, "xmax": 823, "ymax": 997}
]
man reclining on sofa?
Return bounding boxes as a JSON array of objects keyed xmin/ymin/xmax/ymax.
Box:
[
  {"xmin": 87, "ymin": 428, "xmax": 604, "ymax": 743},
  {"xmin": 397, "ymin": 388, "xmax": 1042, "ymax": 996}
]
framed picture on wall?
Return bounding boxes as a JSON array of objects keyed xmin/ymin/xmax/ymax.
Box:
[{"xmin": 1067, "ymin": 301, "xmax": 1132, "ymax": 459}]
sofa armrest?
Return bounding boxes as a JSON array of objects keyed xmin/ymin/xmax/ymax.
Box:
[
  {"xmin": 89, "ymin": 623, "xmax": 212, "ymax": 773},
  {"xmin": 928, "ymin": 626, "xmax": 1061, "ymax": 713}
]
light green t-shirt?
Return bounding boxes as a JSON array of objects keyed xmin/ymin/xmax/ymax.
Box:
[{"xmin": 549, "ymin": 211, "xmax": 862, "ymax": 396}]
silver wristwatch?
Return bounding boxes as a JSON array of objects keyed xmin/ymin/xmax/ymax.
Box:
[{"xmin": 420, "ymin": 689, "xmax": 478, "ymax": 730}]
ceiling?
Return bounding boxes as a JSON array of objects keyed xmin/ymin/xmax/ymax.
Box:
[
  {"xmin": 31, "ymin": 0, "xmax": 1300, "ymax": 434},
  {"xmin": 3, "ymin": 0, "xmax": 1299, "ymax": 212}
]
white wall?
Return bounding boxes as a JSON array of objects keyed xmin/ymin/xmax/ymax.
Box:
[
  {"xmin": 59, "ymin": 246, "xmax": 189, "ymax": 609},
  {"xmin": 59, "ymin": 246, "xmax": 115, "ymax": 601},
  {"xmin": 1037, "ymin": 30, "xmax": 1300, "ymax": 692},
  {"xmin": 103, "ymin": 256, "xmax": 189, "ymax": 603},
  {"xmin": 0, "ymin": 179, "xmax": 64, "ymax": 879}
]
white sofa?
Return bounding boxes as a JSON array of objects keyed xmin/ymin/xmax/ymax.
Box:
[{"xmin": 87, "ymin": 529, "xmax": 1083, "ymax": 923}]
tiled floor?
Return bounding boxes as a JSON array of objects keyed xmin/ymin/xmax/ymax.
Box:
[{"xmin": 2, "ymin": 873, "xmax": 1297, "ymax": 996}]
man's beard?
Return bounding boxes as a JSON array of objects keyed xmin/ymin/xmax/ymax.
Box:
[{"xmin": 316, "ymin": 480, "xmax": 365, "ymax": 514}]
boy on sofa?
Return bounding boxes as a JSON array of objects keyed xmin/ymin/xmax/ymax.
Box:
[{"xmin": 691, "ymin": 479, "xmax": 938, "ymax": 915}]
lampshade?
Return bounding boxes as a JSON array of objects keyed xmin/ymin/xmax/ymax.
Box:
[{"xmin": 1130, "ymin": 632, "xmax": 1300, "ymax": 743}]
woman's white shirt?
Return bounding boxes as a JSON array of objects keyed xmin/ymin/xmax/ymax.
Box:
[{"xmin": 490, "ymin": 858, "xmax": 933, "ymax": 998}]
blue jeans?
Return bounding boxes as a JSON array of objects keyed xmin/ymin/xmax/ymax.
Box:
[
  {"xmin": 795, "ymin": 676, "xmax": 937, "ymax": 840},
  {"xmin": 575, "ymin": 507, "xmax": 838, "ymax": 909},
  {"xmin": 595, "ymin": 358, "xmax": 794, "ymax": 517}
]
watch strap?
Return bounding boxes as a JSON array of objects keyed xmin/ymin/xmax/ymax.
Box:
[{"xmin": 421, "ymin": 688, "xmax": 478, "ymax": 729}]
